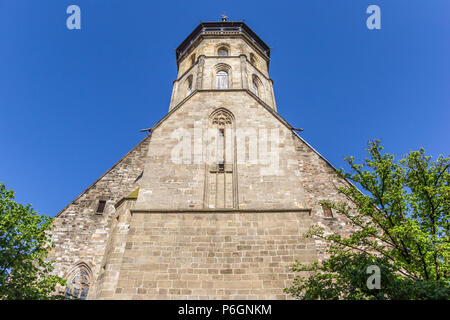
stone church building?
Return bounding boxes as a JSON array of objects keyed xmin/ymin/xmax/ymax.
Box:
[{"xmin": 50, "ymin": 19, "xmax": 353, "ymax": 300}]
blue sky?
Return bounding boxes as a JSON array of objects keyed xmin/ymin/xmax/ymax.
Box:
[{"xmin": 0, "ymin": 0, "xmax": 449, "ymax": 217}]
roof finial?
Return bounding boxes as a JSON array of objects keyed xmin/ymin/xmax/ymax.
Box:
[{"xmin": 221, "ymin": 13, "xmax": 228, "ymax": 22}]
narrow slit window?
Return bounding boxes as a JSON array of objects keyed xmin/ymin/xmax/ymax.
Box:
[
  {"xmin": 187, "ymin": 76, "xmax": 193, "ymax": 95},
  {"xmin": 252, "ymin": 80, "xmax": 259, "ymax": 97},
  {"xmin": 250, "ymin": 53, "xmax": 256, "ymax": 65},
  {"xmin": 217, "ymin": 128, "xmax": 225, "ymax": 166},
  {"xmin": 206, "ymin": 109, "xmax": 235, "ymax": 209},
  {"xmin": 96, "ymin": 200, "xmax": 106, "ymax": 214}
]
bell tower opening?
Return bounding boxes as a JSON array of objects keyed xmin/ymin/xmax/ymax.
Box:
[{"xmin": 169, "ymin": 19, "xmax": 276, "ymax": 111}]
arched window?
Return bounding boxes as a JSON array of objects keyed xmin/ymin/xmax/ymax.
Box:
[
  {"xmin": 205, "ymin": 108, "xmax": 236, "ymax": 209},
  {"xmin": 216, "ymin": 71, "xmax": 228, "ymax": 89},
  {"xmin": 186, "ymin": 75, "xmax": 193, "ymax": 95},
  {"xmin": 252, "ymin": 79, "xmax": 259, "ymax": 97},
  {"xmin": 65, "ymin": 265, "xmax": 91, "ymax": 300},
  {"xmin": 250, "ymin": 53, "xmax": 257, "ymax": 65},
  {"xmin": 218, "ymin": 47, "xmax": 228, "ymax": 56},
  {"xmin": 190, "ymin": 54, "xmax": 196, "ymax": 67},
  {"xmin": 252, "ymin": 75, "xmax": 262, "ymax": 97}
]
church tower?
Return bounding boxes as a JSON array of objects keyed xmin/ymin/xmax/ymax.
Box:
[
  {"xmin": 51, "ymin": 19, "xmax": 353, "ymax": 300},
  {"xmin": 169, "ymin": 19, "xmax": 276, "ymax": 112}
]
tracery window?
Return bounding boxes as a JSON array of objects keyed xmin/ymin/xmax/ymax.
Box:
[
  {"xmin": 205, "ymin": 109, "xmax": 235, "ymax": 209},
  {"xmin": 65, "ymin": 266, "xmax": 91, "ymax": 300},
  {"xmin": 211, "ymin": 110, "xmax": 233, "ymax": 127}
]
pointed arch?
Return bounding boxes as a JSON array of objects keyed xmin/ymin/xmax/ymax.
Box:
[
  {"xmin": 209, "ymin": 108, "xmax": 234, "ymax": 128},
  {"xmin": 64, "ymin": 262, "xmax": 93, "ymax": 300},
  {"xmin": 216, "ymin": 43, "xmax": 230, "ymax": 56},
  {"xmin": 185, "ymin": 74, "xmax": 193, "ymax": 96},
  {"xmin": 213, "ymin": 63, "xmax": 232, "ymax": 89},
  {"xmin": 250, "ymin": 53, "xmax": 257, "ymax": 66},
  {"xmin": 251, "ymin": 74, "xmax": 265, "ymax": 100},
  {"xmin": 214, "ymin": 63, "xmax": 231, "ymax": 73}
]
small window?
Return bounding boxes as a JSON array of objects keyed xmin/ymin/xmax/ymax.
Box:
[
  {"xmin": 252, "ymin": 80, "xmax": 259, "ymax": 97},
  {"xmin": 190, "ymin": 54, "xmax": 196, "ymax": 67},
  {"xmin": 250, "ymin": 53, "xmax": 256, "ymax": 65},
  {"xmin": 218, "ymin": 48, "xmax": 228, "ymax": 56},
  {"xmin": 216, "ymin": 71, "xmax": 228, "ymax": 89},
  {"xmin": 96, "ymin": 200, "xmax": 106, "ymax": 214},
  {"xmin": 186, "ymin": 75, "xmax": 193, "ymax": 95},
  {"xmin": 322, "ymin": 205, "xmax": 333, "ymax": 218},
  {"xmin": 217, "ymin": 129, "xmax": 225, "ymax": 166},
  {"xmin": 65, "ymin": 268, "xmax": 90, "ymax": 300},
  {"xmin": 252, "ymin": 75, "xmax": 261, "ymax": 97}
]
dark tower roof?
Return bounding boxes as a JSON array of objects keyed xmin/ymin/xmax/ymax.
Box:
[{"xmin": 176, "ymin": 21, "xmax": 271, "ymax": 61}]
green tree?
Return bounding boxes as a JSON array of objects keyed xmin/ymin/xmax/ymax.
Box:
[
  {"xmin": 285, "ymin": 140, "xmax": 450, "ymax": 299},
  {"xmin": 0, "ymin": 183, "xmax": 65, "ymax": 299}
]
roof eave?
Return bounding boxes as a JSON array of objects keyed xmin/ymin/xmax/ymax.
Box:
[{"xmin": 175, "ymin": 21, "xmax": 271, "ymax": 62}]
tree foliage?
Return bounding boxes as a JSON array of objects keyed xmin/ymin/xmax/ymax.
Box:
[
  {"xmin": 0, "ymin": 183, "xmax": 65, "ymax": 299},
  {"xmin": 285, "ymin": 140, "xmax": 450, "ymax": 299}
]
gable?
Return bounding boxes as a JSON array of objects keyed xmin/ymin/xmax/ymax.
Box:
[
  {"xmin": 134, "ymin": 90, "xmax": 348, "ymax": 212},
  {"xmin": 50, "ymin": 135, "xmax": 151, "ymax": 280}
]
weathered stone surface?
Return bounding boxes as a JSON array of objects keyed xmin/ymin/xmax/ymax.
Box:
[
  {"xmin": 98, "ymin": 211, "xmax": 314, "ymax": 300},
  {"xmin": 50, "ymin": 21, "xmax": 355, "ymax": 300},
  {"xmin": 49, "ymin": 136, "xmax": 151, "ymax": 297}
]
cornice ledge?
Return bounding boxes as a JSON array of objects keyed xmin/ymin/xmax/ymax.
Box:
[{"xmin": 130, "ymin": 208, "xmax": 312, "ymax": 214}]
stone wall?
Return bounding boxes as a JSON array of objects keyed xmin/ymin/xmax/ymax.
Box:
[
  {"xmin": 100, "ymin": 210, "xmax": 315, "ymax": 300},
  {"xmin": 49, "ymin": 135, "xmax": 151, "ymax": 298},
  {"xmin": 137, "ymin": 91, "xmax": 353, "ymax": 214},
  {"xmin": 51, "ymin": 90, "xmax": 356, "ymax": 299}
]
